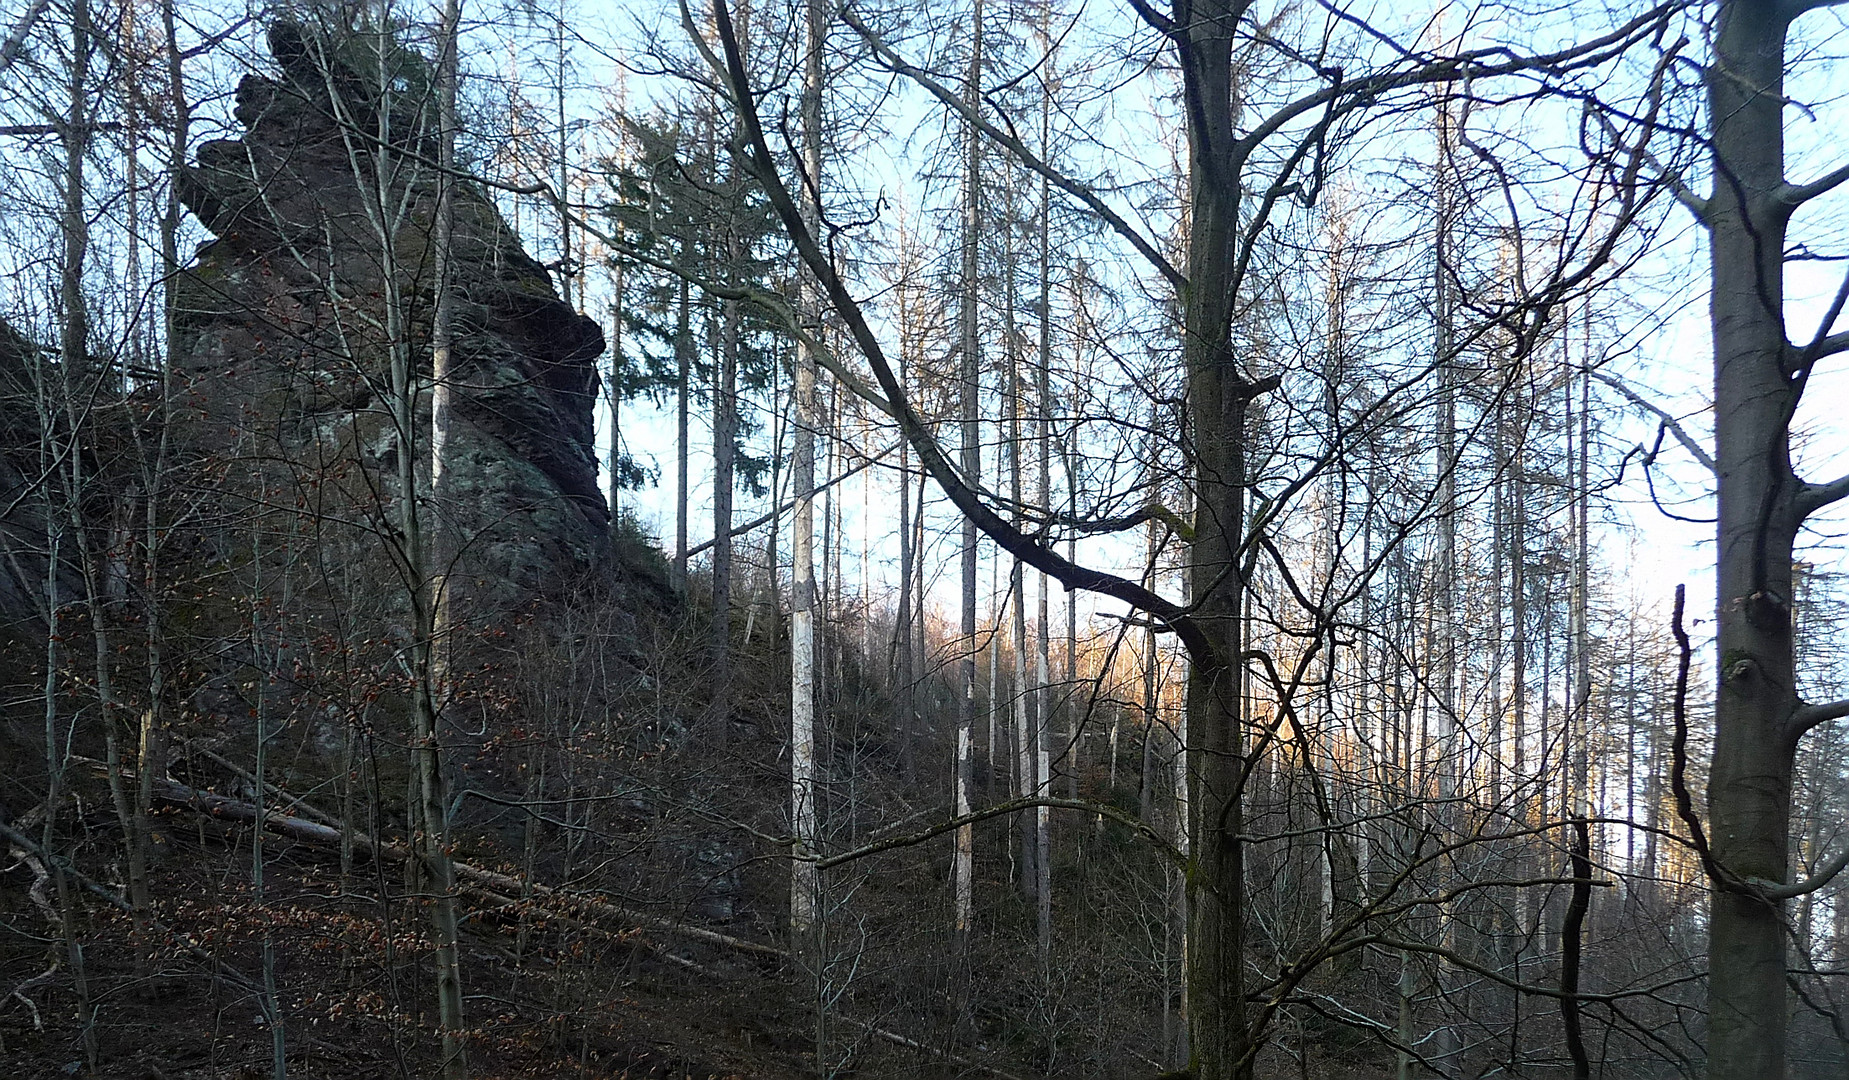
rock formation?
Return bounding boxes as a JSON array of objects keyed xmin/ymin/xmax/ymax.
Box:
[{"xmin": 172, "ymin": 20, "xmax": 609, "ymax": 612}]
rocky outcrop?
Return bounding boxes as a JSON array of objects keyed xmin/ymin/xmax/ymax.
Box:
[{"xmin": 172, "ymin": 20, "xmax": 609, "ymax": 611}]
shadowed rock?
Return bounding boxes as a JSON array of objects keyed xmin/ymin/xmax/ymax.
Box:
[{"xmin": 172, "ymin": 18, "xmax": 609, "ymax": 612}]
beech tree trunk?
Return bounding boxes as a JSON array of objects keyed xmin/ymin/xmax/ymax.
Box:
[{"xmin": 1701, "ymin": 5, "xmax": 1849, "ymax": 1078}]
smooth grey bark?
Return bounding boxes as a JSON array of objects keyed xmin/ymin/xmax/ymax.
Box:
[{"xmin": 1701, "ymin": 4, "xmax": 1849, "ymax": 1079}]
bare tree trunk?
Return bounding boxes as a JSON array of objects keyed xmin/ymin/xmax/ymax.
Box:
[
  {"xmin": 59, "ymin": 0, "xmax": 147, "ymax": 969},
  {"xmin": 344, "ymin": 20, "xmax": 470, "ymax": 1072},
  {"xmin": 40, "ymin": 382, "xmax": 97, "ymax": 1073},
  {"xmin": 953, "ymin": 0, "xmax": 983, "ymax": 945},
  {"xmin": 895, "ymin": 419, "xmax": 916, "ymax": 783},
  {"xmin": 1006, "ymin": 217, "xmax": 1036, "ymax": 905},
  {"xmin": 1428, "ymin": 87, "xmax": 1460, "ymax": 1073},
  {"xmin": 709, "ymin": 286, "xmax": 737, "ymax": 748},
  {"xmin": 789, "ymin": 0, "xmax": 823, "ymax": 968},
  {"xmin": 606, "ymin": 258, "xmax": 625, "ymax": 535},
  {"xmin": 248, "ymin": 530, "xmax": 287, "ymax": 1080},
  {"xmin": 1032, "ymin": 49, "xmax": 1055, "ymax": 957},
  {"xmin": 1175, "ymin": 7, "xmax": 1262, "ymax": 1074},
  {"xmin": 673, "ymin": 240, "xmax": 691, "ymax": 593},
  {"xmin": 1064, "ymin": 431, "xmax": 1080, "ymax": 804},
  {"xmin": 1701, "ymin": 6, "xmax": 1849, "ymax": 1079}
]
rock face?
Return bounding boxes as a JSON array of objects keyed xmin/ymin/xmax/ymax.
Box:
[{"xmin": 172, "ymin": 21, "xmax": 608, "ymax": 611}]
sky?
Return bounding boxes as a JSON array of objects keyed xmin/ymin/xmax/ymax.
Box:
[
  {"xmin": 120, "ymin": 0, "xmax": 1849, "ymax": 692},
  {"xmin": 561, "ymin": 0, "xmax": 1847, "ymax": 660}
]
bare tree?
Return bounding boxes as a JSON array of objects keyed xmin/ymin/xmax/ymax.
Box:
[{"xmin": 1693, "ymin": 3, "xmax": 1849, "ymax": 1079}]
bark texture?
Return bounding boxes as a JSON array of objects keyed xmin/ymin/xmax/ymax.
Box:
[{"xmin": 1704, "ymin": 4, "xmax": 1838, "ymax": 1078}]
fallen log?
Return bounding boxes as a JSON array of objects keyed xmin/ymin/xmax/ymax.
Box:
[{"xmin": 129, "ymin": 764, "xmax": 788, "ymax": 960}]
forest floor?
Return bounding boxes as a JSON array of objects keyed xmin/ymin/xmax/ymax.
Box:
[{"xmin": 0, "ymin": 818, "xmax": 817, "ymax": 1080}]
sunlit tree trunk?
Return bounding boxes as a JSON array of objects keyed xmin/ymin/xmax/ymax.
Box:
[
  {"xmin": 953, "ymin": 0, "xmax": 983, "ymax": 944},
  {"xmin": 789, "ymin": 0, "xmax": 823, "ymax": 964}
]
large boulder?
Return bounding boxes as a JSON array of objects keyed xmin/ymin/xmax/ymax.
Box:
[{"xmin": 172, "ymin": 20, "xmax": 610, "ymax": 613}]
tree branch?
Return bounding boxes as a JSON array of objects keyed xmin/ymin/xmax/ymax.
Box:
[
  {"xmin": 1670, "ymin": 584, "xmax": 1733, "ymax": 887},
  {"xmin": 1788, "ymin": 262, "xmax": 1849, "ymax": 386},
  {"xmin": 1750, "ymin": 842, "xmax": 1849, "ymax": 901},
  {"xmin": 0, "ymin": 818, "xmax": 266, "ymax": 995},
  {"xmin": 684, "ymin": 440, "xmax": 898, "ymax": 559},
  {"xmin": 1778, "ymin": 0, "xmax": 1849, "ymax": 20},
  {"xmin": 1792, "ymin": 696, "xmax": 1849, "ymax": 736},
  {"xmin": 1668, "ymin": 586, "xmax": 1801, "ymax": 905},
  {"xmin": 813, "ymin": 796, "xmax": 1182, "ymax": 871},
  {"xmin": 1777, "ymin": 159, "xmax": 1849, "ymax": 207},
  {"xmin": 129, "ymin": 761, "xmax": 791, "ymax": 958},
  {"xmin": 1592, "ymin": 370, "xmax": 1716, "ymax": 473},
  {"xmin": 704, "ymin": 1, "xmax": 1217, "ymax": 668},
  {"xmin": 1124, "ymin": 0, "xmax": 1177, "ymax": 38},
  {"xmin": 1561, "ymin": 817, "xmax": 1593, "ymax": 1080},
  {"xmin": 1797, "ymin": 472, "xmax": 1849, "ymax": 517},
  {"xmin": 839, "ymin": 6, "xmax": 1187, "ymax": 292},
  {"xmin": 1809, "ymin": 330, "xmax": 1849, "ymax": 361},
  {"xmin": 0, "ymin": 0, "xmax": 48, "ymax": 70}
]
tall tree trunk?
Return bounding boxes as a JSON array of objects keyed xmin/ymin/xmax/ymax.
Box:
[
  {"xmin": 1428, "ymin": 87, "xmax": 1461, "ymax": 1073},
  {"xmin": 953, "ymin": 0, "xmax": 983, "ymax": 944},
  {"xmin": 356, "ymin": 20, "xmax": 468, "ymax": 1073},
  {"xmin": 429, "ymin": 0, "xmax": 461, "ymax": 748},
  {"xmin": 1006, "ymin": 214, "xmax": 1036, "ymax": 904},
  {"xmin": 1702, "ymin": 5, "xmax": 1849, "ymax": 1078},
  {"xmin": 43, "ymin": 88, "xmax": 97, "ymax": 1050},
  {"xmin": 709, "ymin": 285, "xmax": 738, "ymax": 747},
  {"xmin": 673, "ymin": 240, "xmax": 692, "ymax": 593},
  {"xmin": 1033, "ymin": 43, "xmax": 1055, "ymax": 956},
  {"xmin": 789, "ymin": 0, "xmax": 823, "ymax": 969},
  {"xmin": 248, "ymin": 533, "xmax": 287, "ymax": 1080},
  {"xmin": 894, "ymin": 372, "xmax": 917, "ymax": 782},
  {"xmin": 606, "ymin": 258, "xmax": 625, "ymax": 535},
  {"xmin": 59, "ymin": 0, "xmax": 145, "ymax": 964},
  {"xmin": 1176, "ymin": 5, "xmax": 1262, "ymax": 1074}
]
